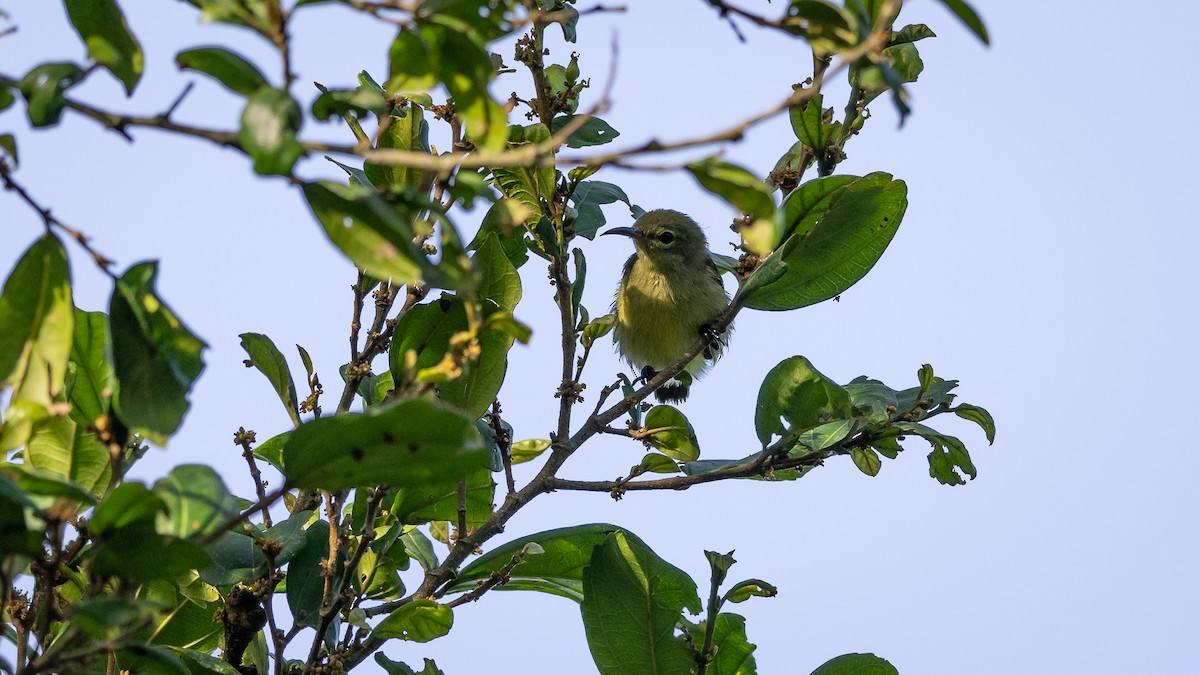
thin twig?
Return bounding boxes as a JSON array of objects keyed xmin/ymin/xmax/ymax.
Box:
[{"xmin": 235, "ymin": 427, "xmax": 273, "ymax": 527}]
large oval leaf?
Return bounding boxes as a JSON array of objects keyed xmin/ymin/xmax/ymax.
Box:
[{"xmin": 743, "ymin": 172, "xmax": 906, "ymax": 311}]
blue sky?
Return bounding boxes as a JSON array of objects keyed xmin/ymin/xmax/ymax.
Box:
[{"xmin": 3, "ymin": 1, "xmax": 1198, "ymax": 673}]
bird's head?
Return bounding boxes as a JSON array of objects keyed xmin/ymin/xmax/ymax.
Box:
[{"xmin": 602, "ymin": 209, "xmax": 709, "ymax": 267}]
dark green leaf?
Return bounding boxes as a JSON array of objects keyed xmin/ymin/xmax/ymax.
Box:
[
  {"xmin": 170, "ymin": 648, "xmax": 241, "ymax": 675},
  {"xmin": 704, "ymin": 613, "xmax": 759, "ymax": 675},
  {"xmin": 782, "ymin": 1, "xmax": 858, "ymax": 53},
  {"xmin": 933, "ymin": 0, "xmax": 989, "ymax": 44},
  {"xmin": 388, "ymin": 294, "xmax": 468, "ymax": 383},
  {"xmin": 448, "ymin": 524, "xmax": 662, "ymax": 603},
  {"xmin": 375, "ymin": 600, "xmax": 453, "ymax": 642},
  {"xmin": 400, "ymin": 527, "xmax": 438, "ymax": 571},
  {"xmin": 302, "ymin": 181, "xmax": 437, "ymax": 284},
  {"xmin": 240, "ymin": 333, "xmax": 300, "ymax": 427},
  {"xmin": 955, "ymin": 403, "xmax": 996, "ymax": 444},
  {"xmin": 642, "ymin": 405, "xmax": 700, "ymax": 462},
  {"xmin": 581, "ymin": 531, "xmax": 700, "ymax": 675},
  {"xmin": 474, "ymin": 232, "xmax": 522, "ymax": 314},
  {"xmin": 755, "ymin": 356, "xmax": 852, "ymax": 446},
  {"xmin": 390, "ymin": 468, "xmax": 494, "ymax": 529},
  {"xmin": 890, "ymin": 23, "xmax": 937, "ymax": 46},
  {"xmin": 263, "ymin": 510, "xmax": 314, "ymax": 565},
  {"xmin": 326, "ymin": 156, "xmax": 377, "ymax": 190},
  {"xmin": 109, "ymin": 262, "xmax": 206, "ymax": 445},
  {"xmin": 65, "ymin": 0, "xmax": 143, "ymax": 94},
  {"xmin": 419, "ymin": 21, "xmax": 508, "ymax": 150},
  {"xmin": 743, "ymin": 172, "xmax": 906, "ymax": 311},
  {"xmin": 252, "ymin": 430, "xmax": 288, "ymax": 472},
  {"xmin": 0, "ymin": 133, "xmax": 17, "ymax": 167},
  {"xmin": 176, "ymin": 46, "xmax": 267, "ymax": 96},
  {"xmin": 844, "ymin": 376, "xmax": 898, "ymax": 423},
  {"xmin": 375, "ymin": 655, "xmax": 444, "ymax": 675},
  {"xmin": 0, "ymin": 476, "xmax": 42, "ymax": 557},
  {"xmin": 281, "ymin": 399, "xmax": 488, "ymax": 491},
  {"xmin": 239, "ymin": 87, "xmax": 303, "ymax": 175},
  {"xmin": 92, "ymin": 524, "xmax": 211, "ymax": 582},
  {"xmin": 439, "ymin": 323, "xmax": 513, "ymax": 419},
  {"xmin": 312, "ymin": 86, "xmax": 387, "ymax": 121},
  {"xmin": 570, "ymin": 180, "xmax": 635, "ymax": 240},
  {"xmin": 792, "ymin": 418, "xmax": 855, "ymax": 454},
  {"xmin": 90, "ymin": 482, "xmax": 165, "ymax": 534},
  {"xmin": 810, "ymin": 652, "xmax": 899, "ymax": 675},
  {"xmin": 18, "ymin": 62, "xmax": 85, "ymax": 127},
  {"xmin": 153, "ymin": 464, "xmax": 241, "ymax": 538},
  {"xmin": 201, "ymin": 532, "xmax": 267, "ymax": 586},
  {"xmin": 386, "ymin": 27, "xmax": 438, "ymax": 93},
  {"xmin": 287, "ymin": 519, "xmax": 334, "ymax": 627},
  {"xmin": 66, "ymin": 596, "xmax": 158, "ymax": 638},
  {"xmin": 790, "ymin": 93, "xmax": 827, "ymax": 151},
  {"xmin": 551, "ymin": 114, "xmax": 620, "ymax": 148}
]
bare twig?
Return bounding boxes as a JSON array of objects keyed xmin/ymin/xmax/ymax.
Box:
[{"xmin": 234, "ymin": 427, "xmax": 273, "ymax": 527}]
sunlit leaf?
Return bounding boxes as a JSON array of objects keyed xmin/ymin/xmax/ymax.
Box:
[{"xmin": 65, "ymin": 0, "xmax": 143, "ymax": 94}]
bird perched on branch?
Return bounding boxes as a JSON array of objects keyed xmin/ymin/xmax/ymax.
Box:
[{"xmin": 603, "ymin": 209, "xmax": 731, "ymax": 403}]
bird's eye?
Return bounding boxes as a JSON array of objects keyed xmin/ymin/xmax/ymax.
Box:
[{"xmin": 657, "ymin": 232, "xmax": 676, "ymax": 245}]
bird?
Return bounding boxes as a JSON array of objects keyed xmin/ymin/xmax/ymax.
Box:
[{"xmin": 602, "ymin": 209, "xmax": 731, "ymax": 403}]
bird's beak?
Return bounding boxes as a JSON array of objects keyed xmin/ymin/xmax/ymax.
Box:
[{"xmin": 601, "ymin": 226, "xmax": 640, "ymax": 239}]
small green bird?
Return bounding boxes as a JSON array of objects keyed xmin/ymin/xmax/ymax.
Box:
[{"xmin": 603, "ymin": 209, "xmax": 731, "ymax": 403}]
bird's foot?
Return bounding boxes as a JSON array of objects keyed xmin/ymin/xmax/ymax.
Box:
[{"xmin": 699, "ymin": 322, "xmax": 725, "ymax": 359}]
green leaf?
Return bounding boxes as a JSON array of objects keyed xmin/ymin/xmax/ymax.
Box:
[
  {"xmin": 778, "ymin": 172, "xmax": 858, "ymax": 246},
  {"xmin": 67, "ymin": 309, "xmax": 115, "ymax": 428},
  {"xmin": 312, "ymin": 86, "xmax": 387, "ymax": 121},
  {"xmin": 725, "ymin": 579, "xmax": 777, "ymax": 604},
  {"xmin": 895, "ymin": 421, "xmax": 977, "ymax": 485},
  {"xmin": 0, "ymin": 133, "xmax": 16, "ymax": 167},
  {"xmin": 281, "ymin": 399, "xmax": 489, "ymax": 491},
  {"xmin": 844, "ymin": 376, "xmax": 898, "ymax": 424},
  {"xmin": 375, "ymin": 655, "xmax": 444, "ymax": 675},
  {"xmin": 390, "ymin": 468, "xmax": 495, "ymax": 528},
  {"xmin": 109, "ymin": 262, "xmax": 207, "ymax": 445},
  {"xmin": 18, "ymin": 62, "xmax": 85, "ymax": 127},
  {"xmin": 790, "ymin": 93, "xmax": 827, "ymax": 151},
  {"xmin": 642, "ymin": 405, "xmax": 700, "ymax": 462},
  {"xmin": 580, "ymin": 313, "xmax": 615, "ymax": 349},
  {"xmin": 702, "ymin": 613, "xmax": 759, "ymax": 675},
  {"xmin": 474, "ymin": 232, "xmax": 522, "ymax": 314},
  {"xmin": 570, "ymin": 181, "xmax": 635, "ymax": 240},
  {"xmin": 793, "ymin": 418, "xmax": 855, "ymax": 454},
  {"xmin": 66, "ymin": 596, "xmax": 158, "ymax": 638},
  {"xmin": 687, "ymin": 158, "xmax": 775, "ymax": 221},
  {"xmin": 375, "ymin": 600, "xmax": 453, "ymax": 642},
  {"xmin": 419, "ymin": 21, "xmax": 508, "ymax": 150},
  {"xmin": 302, "ymin": 181, "xmax": 434, "ymax": 284},
  {"xmin": 364, "ymin": 102, "xmax": 433, "ymax": 191},
  {"xmin": 448, "ymin": 524, "xmax": 660, "ymax": 602},
  {"xmin": 64, "ymin": 0, "xmax": 143, "ymax": 94},
  {"xmin": 170, "ymin": 648, "xmax": 241, "ymax": 675},
  {"xmin": 386, "ymin": 27, "xmax": 438, "ymax": 93},
  {"xmin": 201, "ymin": 532, "xmax": 267, "ymax": 586},
  {"xmin": 743, "ymin": 172, "xmax": 907, "ymax": 311},
  {"xmin": 810, "ymin": 652, "xmax": 899, "ymax": 675},
  {"xmin": 850, "ymin": 447, "xmax": 881, "ymax": 476},
  {"xmin": 439, "ymin": 323, "xmax": 513, "ymax": 420},
  {"xmin": 152, "ymin": 464, "xmax": 241, "ymax": 538},
  {"xmin": 175, "ymin": 46, "xmax": 267, "ymax": 95},
  {"xmin": 240, "ymin": 333, "xmax": 300, "ymax": 427},
  {"xmin": 239, "ymin": 87, "xmax": 303, "ymax": 175},
  {"xmin": 551, "ymin": 115, "xmax": 620, "ymax": 148},
  {"xmin": 581, "ymin": 531, "xmax": 700, "ymax": 675},
  {"xmin": 955, "ymin": 404, "xmax": 996, "ymax": 444},
  {"xmin": 24, "ymin": 415, "xmax": 110, "ymax": 496},
  {"xmin": 890, "ymin": 23, "xmax": 937, "ymax": 46},
  {"xmin": 3, "ymin": 463, "xmax": 97, "ymax": 504},
  {"xmin": 287, "ymin": 519, "xmax": 334, "ymax": 627},
  {"xmin": 933, "ymin": 0, "xmax": 989, "ymax": 44},
  {"xmin": 0, "ymin": 234, "xmax": 73, "ymax": 413},
  {"xmin": 388, "ymin": 295, "xmax": 468, "ymax": 382},
  {"xmin": 91, "ymin": 482, "xmax": 164, "ymax": 533},
  {"xmin": 92, "ymin": 524, "xmax": 211, "ymax": 582},
  {"xmin": 781, "ymin": 1, "xmax": 858, "ymax": 53},
  {"xmin": 755, "ymin": 356, "xmax": 852, "ymax": 446},
  {"xmin": 637, "ymin": 453, "xmax": 680, "ymax": 474}
]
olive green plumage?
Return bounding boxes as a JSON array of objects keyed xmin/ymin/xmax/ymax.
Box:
[{"xmin": 603, "ymin": 209, "xmax": 730, "ymax": 403}]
